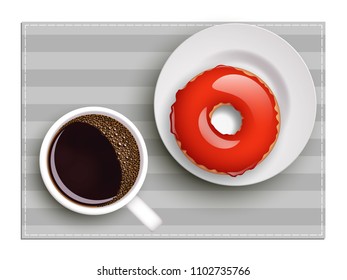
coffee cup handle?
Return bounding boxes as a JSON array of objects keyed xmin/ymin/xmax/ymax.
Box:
[{"xmin": 126, "ymin": 196, "xmax": 162, "ymax": 231}]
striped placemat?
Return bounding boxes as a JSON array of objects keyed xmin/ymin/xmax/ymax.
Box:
[{"xmin": 21, "ymin": 22, "xmax": 325, "ymax": 239}]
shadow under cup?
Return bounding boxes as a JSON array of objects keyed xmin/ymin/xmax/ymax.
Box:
[{"xmin": 40, "ymin": 107, "xmax": 148, "ymax": 216}]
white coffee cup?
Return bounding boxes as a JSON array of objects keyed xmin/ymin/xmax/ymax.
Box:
[{"xmin": 39, "ymin": 107, "xmax": 162, "ymax": 231}]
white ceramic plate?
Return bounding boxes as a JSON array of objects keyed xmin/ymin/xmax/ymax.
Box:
[{"xmin": 154, "ymin": 23, "xmax": 316, "ymax": 186}]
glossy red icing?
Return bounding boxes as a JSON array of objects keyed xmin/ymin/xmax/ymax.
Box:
[{"xmin": 170, "ymin": 65, "xmax": 280, "ymax": 177}]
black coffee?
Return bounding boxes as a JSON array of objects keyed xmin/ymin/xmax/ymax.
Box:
[{"xmin": 48, "ymin": 114, "xmax": 140, "ymax": 207}]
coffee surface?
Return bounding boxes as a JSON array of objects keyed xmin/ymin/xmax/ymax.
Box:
[{"xmin": 48, "ymin": 114, "xmax": 140, "ymax": 207}]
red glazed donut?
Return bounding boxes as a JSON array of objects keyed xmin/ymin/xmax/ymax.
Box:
[{"xmin": 170, "ymin": 65, "xmax": 280, "ymax": 177}]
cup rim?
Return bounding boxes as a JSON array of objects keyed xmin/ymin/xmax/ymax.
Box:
[{"xmin": 39, "ymin": 106, "xmax": 148, "ymax": 215}]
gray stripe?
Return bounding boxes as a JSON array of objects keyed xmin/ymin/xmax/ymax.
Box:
[
  {"xmin": 22, "ymin": 155, "xmax": 324, "ymax": 175},
  {"xmin": 22, "ymin": 70, "xmax": 160, "ymax": 87},
  {"xmin": 24, "ymin": 190, "xmax": 322, "ymax": 209},
  {"xmin": 22, "ymin": 86, "xmax": 325, "ymax": 105},
  {"xmin": 299, "ymin": 139, "xmax": 323, "ymax": 156},
  {"xmin": 23, "ymin": 208, "xmax": 322, "ymax": 225},
  {"xmin": 256, "ymin": 23, "xmax": 324, "ymax": 35},
  {"xmin": 24, "ymin": 52, "xmax": 171, "ymax": 70},
  {"xmin": 275, "ymin": 35, "xmax": 324, "ymax": 52},
  {"xmin": 167, "ymin": 207, "xmax": 325, "ymax": 225},
  {"xmin": 23, "ymin": 225, "xmax": 324, "ymax": 236},
  {"xmin": 23, "ymin": 173, "xmax": 324, "ymax": 192},
  {"xmin": 148, "ymin": 156, "xmax": 324, "ymax": 175},
  {"xmin": 22, "ymin": 22, "xmax": 324, "ymax": 36},
  {"xmin": 24, "ymin": 51, "xmax": 321, "ymax": 71},
  {"xmin": 22, "ymin": 104, "xmax": 324, "ymax": 121},
  {"xmin": 22, "ymin": 35, "xmax": 190, "ymax": 52},
  {"xmin": 23, "ymin": 104, "xmax": 155, "ymax": 121},
  {"xmin": 143, "ymin": 173, "xmax": 325, "ymax": 191},
  {"xmin": 22, "ymin": 34, "xmax": 324, "ymax": 53},
  {"xmin": 22, "ymin": 138, "xmax": 322, "ymax": 157},
  {"xmin": 22, "ymin": 87, "xmax": 155, "ymax": 105},
  {"xmin": 281, "ymin": 156, "xmax": 323, "ymax": 174},
  {"xmin": 23, "ymin": 121, "xmax": 160, "ymax": 139},
  {"xmin": 22, "ymin": 23, "xmax": 214, "ymax": 36},
  {"xmin": 139, "ymin": 191, "xmax": 323, "ymax": 209}
]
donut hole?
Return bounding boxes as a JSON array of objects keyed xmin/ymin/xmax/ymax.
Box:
[{"xmin": 210, "ymin": 104, "xmax": 242, "ymax": 135}]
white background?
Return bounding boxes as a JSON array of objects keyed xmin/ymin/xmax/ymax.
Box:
[{"xmin": 0, "ymin": 0, "xmax": 346, "ymax": 279}]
